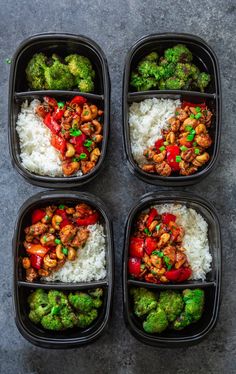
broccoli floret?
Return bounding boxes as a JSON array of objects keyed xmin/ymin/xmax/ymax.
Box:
[
  {"xmin": 77, "ymin": 77, "xmax": 94, "ymax": 92},
  {"xmin": 68, "ymin": 292, "xmax": 94, "ymax": 312},
  {"xmin": 65, "ymin": 54, "xmax": 95, "ymax": 78},
  {"xmin": 158, "ymin": 291, "xmax": 184, "ymax": 322},
  {"xmin": 143, "ymin": 306, "xmax": 168, "ymax": 334},
  {"xmin": 44, "ymin": 54, "xmax": 74, "ymax": 90},
  {"xmin": 88, "ymin": 288, "xmax": 103, "ymax": 299},
  {"xmin": 158, "ymin": 79, "xmax": 166, "ymax": 90},
  {"xmin": 138, "ymin": 60, "xmax": 158, "ymax": 77},
  {"xmin": 165, "ymin": 77, "xmax": 185, "ymax": 90},
  {"xmin": 41, "ymin": 314, "xmax": 63, "ymax": 331},
  {"xmin": 196, "ymin": 72, "xmax": 211, "ymax": 92},
  {"xmin": 173, "ymin": 289, "xmax": 204, "ymax": 330},
  {"xmin": 28, "ymin": 310, "xmax": 42, "ymax": 324},
  {"xmin": 60, "ymin": 305, "xmax": 78, "ymax": 329},
  {"xmin": 77, "ymin": 309, "xmax": 98, "ymax": 328},
  {"xmin": 25, "ymin": 53, "xmax": 47, "ymax": 89},
  {"xmin": 47, "ymin": 290, "xmax": 68, "ymax": 307},
  {"xmin": 189, "ymin": 64, "xmax": 200, "ymax": 80},
  {"xmin": 164, "ymin": 44, "xmax": 193, "ymax": 64},
  {"xmin": 27, "ymin": 289, "xmax": 51, "ymax": 319},
  {"xmin": 145, "ymin": 52, "xmax": 159, "ymax": 62},
  {"xmin": 130, "ymin": 287, "xmax": 158, "ymax": 317},
  {"xmin": 175, "ymin": 63, "xmax": 192, "ymax": 81}
]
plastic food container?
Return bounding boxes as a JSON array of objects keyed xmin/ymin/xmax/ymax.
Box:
[
  {"xmin": 13, "ymin": 191, "xmax": 114, "ymax": 348},
  {"xmin": 123, "ymin": 191, "xmax": 221, "ymax": 346},
  {"xmin": 8, "ymin": 33, "xmax": 110, "ymax": 188},
  {"xmin": 123, "ymin": 33, "xmax": 221, "ymax": 186}
]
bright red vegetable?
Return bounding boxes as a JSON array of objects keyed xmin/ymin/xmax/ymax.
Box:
[
  {"xmin": 76, "ymin": 212, "xmax": 99, "ymax": 226},
  {"xmin": 43, "ymin": 96, "xmax": 57, "ymax": 107},
  {"xmin": 162, "ymin": 213, "xmax": 176, "ymax": 225},
  {"xmin": 155, "ymin": 139, "xmax": 164, "ymax": 153},
  {"xmin": 146, "ymin": 208, "xmax": 158, "ymax": 227},
  {"xmin": 165, "ymin": 267, "xmax": 192, "ymax": 282},
  {"xmin": 129, "ymin": 237, "xmax": 144, "ymax": 258},
  {"xmin": 70, "ymin": 96, "xmax": 87, "ymax": 105},
  {"xmin": 60, "ymin": 218, "xmax": 71, "ymax": 229},
  {"xmin": 50, "ymin": 134, "xmax": 67, "ymax": 154},
  {"xmin": 30, "ymin": 254, "xmax": 43, "ymax": 270},
  {"xmin": 26, "ymin": 244, "xmax": 49, "ymax": 257},
  {"xmin": 128, "ymin": 257, "xmax": 141, "ymax": 277},
  {"xmin": 182, "ymin": 101, "xmax": 206, "ymax": 109},
  {"xmin": 53, "ymin": 108, "xmax": 65, "ymax": 121},
  {"xmin": 32, "ymin": 209, "xmax": 45, "ymax": 224},
  {"xmin": 166, "ymin": 145, "xmax": 180, "ymax": 171},
  {"xmin": 55, "ymin": 209, "xmax": 68, "ymax": 220},
  {"xmin": 44, "ymin": 113, "xmax": 61, "ymax": 134},
  {"xmin": 145, "ymin": 237, "xmax": 158, "ymax": 255},
  {"xmin": 70, "ymin": 134, "xmax": 90, "ymax": 156}
]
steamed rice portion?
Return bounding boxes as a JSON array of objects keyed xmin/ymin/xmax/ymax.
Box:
[
  {"xmin": 152, "ymin": 204, "xmax": 212, "ymax": 281},
  {"xmin": 43, "ymin": 223, "xmax": 106, "ymax": 283},
  {"xmin": 16, "ymin": 100, "xmax": 63, "ymax": 177},
  {"xmin": 129, "ymin": 98, "xmax": 181, "ymax": 165}
]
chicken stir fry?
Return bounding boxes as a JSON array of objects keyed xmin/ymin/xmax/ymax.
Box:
[
  {"xmin": 22, "ymin": 203, "xmax": 100, "ymax": 282},
  {"xmin": 128, "ymin": 207, "xmax": 192, "ymax": 283},
  {"xmin": 142, "ymin": 101, "xmax": 213, "ymax": 176},
  {"xmin": 36, "ymin": 96, "xmax": 103, "ymax": 176}
]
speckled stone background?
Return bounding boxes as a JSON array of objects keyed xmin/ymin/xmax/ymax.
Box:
[{"xmin": 0, "ymin": 0, "xmax": 235, "ymax": 373}]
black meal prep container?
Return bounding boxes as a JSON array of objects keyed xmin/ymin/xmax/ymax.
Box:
[
  {"xmin": 13, "ymin": 191, "xmax": 114, "ymax": 348},
  {"xmin": 123, "ymin": 191, "xmax": 221, "ymax": 347},
  {"xmin": 8, "ymin": 33, "xmax": 110, "ymax": 188},
  {"xmin": 123, "ymin": 33, "xmax": 221, "ymax": 186}
]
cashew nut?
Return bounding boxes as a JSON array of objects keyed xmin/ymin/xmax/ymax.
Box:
[
  {"xmin": 68, "ymin": 247, "xmax": 77, "ymax": 261},
  {"xmin": 92, "ymin": 134, "xmax": 103, "ymax": 143},
  {"xmin": 90, "ymin": 105, "xmax": 98, "ymax": 119},
  {"xmin": 52, "ymin": 215, "xmax": 63, "ymax": 230},
  {"xmin": 56, "ymin": 244, "xmax": 65, "ymax": 260},
  {"xmin": 92, "ymin": 119, "xmax": 102, "ymax": 134},
  {"xmin": 158, "ymin": 233, "xmax": 170, "ymax": 247},
  {"xmin": 195, "ymin": 123, "xmax": 207, "ymax": 135},
  {"xmin": 22, "ymin": 257, "xmax": 31, "ymax": 269},
  {"xmin": 43, "ymin": 254, "xmax": 57, "ymax": 268},
  {"xmin": 65, "ymin": 143, "xmax": 75, "ymax": 158},
  {"xmin": 148, "ymin": 220, "xmax": 159, "ymax": 232},
  {"xmin": 38, "ymin": 269, "xmax": 49, "ymax": 277},
  {"xmin": 166, "ymin": 131, "xmax": 175, "ymax": 144},
  {"xmin": 90, "ymin": 148, "xmax": 101, "ymax": 162}
]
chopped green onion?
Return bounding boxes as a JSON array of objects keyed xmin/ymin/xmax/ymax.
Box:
[
  {"xmin": 140, "ymin": 264, "xmax": 146, "ymax": 270},
  {"xmin": 45, "ymin": 215, "xmax": 50, "ymax": 221},
  {"xmin": 151, "ymin": 270, "xmax": 157, "ymax": 275},
  {"xmin": 73, "ymin": 157, "xmax": 80, "ymax": 162},
  {"xmin": 193, "ymin": 142, "xmax": 197, "ymax": 146},
  {"xmin": 5, "ymin": 58, "xmax": 12, "ymax": 64},
  {"xmin": 69, "ymin": 128, "xmax": 82, "ymax": 136},
  {"xmin": 152, "ymin": 250, "xmax": 164, "ymax": 257},
  {"xmin": 176, "ymin": 155, "xmax": 182, "ymax": 162},
  {"xmin": 159, "ymin": 146, "xmax": 166, "ymax": 152},
  {"xmin": 190, "ymin": 114, "xmax": 195, "ymax": 119},
  {"xmin": 58, "ymin": 205, "xmax": 65, "ymax": 210},
  {"xmin": 51, "ymin": 306, "xmax": 61, "ymax": 315},
  {"xmin": 175, "ymin": 111, "xmax": 179, "ymax": 115},
  {"xmin": 194, "ymin": 148, "xmax": 200, "ymax": 155},
  {"xmin": 163, "ymin": 141, "xmax": 169, "ymax": 146},
  {"xmin": 79, "ymin": 153, "xmax": 87, "ymax": 159},
  {"xmin": 185, "ymin": 125, "xmax": 193, "ymax": 132},
  {"xmin": 55, "ymin": 238, "xmax": 61, "ymax": 245},
  {"xmin": 180, "ymin": 146, "xmax": 188, "ymax": 151},
  {"xmin": 195, "ymin": 106, "xmax": 201, "ymax": 113},
  {"xmin": 164, "ymin": 256, "xmax": 170, "ymax": 265},
  {"xmin": 57, "ymin": 101, "xmax": 64, "ymax": 109},
  {"xmin": 187, "ymin": 134, "xmax": 194, "ymax": 141},
  {"xmin": 62, "ymin": 247, "xmax": 68, "ymax": 255},
  {"xmin": 144, "ymin": 228, "xmax": 151, "ymax": 236},
  {"xmin": 167, "ymin": 264, "xmax": 172, "ymax": 270},
  {"xmin": 84, "ymin": 140, "xmax": 93, "ymax": 147},
  {"xmin": 43, "ymin": 236, "xmax": 47, "ymax": 243},
  {"xmin": 190, "ymin": 129, "xmax": 196, "ymax": 135},
  {"xmin": 156, "ymin": 224, "xmax": 161, "ymax": 231},
  {"xmin": 195, "ymin": 113, "xmax": 202, "ymax": 119}
]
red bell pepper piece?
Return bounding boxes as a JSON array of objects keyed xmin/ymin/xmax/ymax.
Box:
[
  {"xmin": 43, "ymin": 96, "xmax": 57, "ymax": 107},
  {"xmin": 162, "ymin": 213, "xmax": 176, "ymax": 225},
  {"xmin": 145, "ymin": 237, "xmax": 158, "ymax": 255},
  {"xmin": 44, "ymin": 113, "xmax": 61, "ymax": 134},
  {"xmin": 129, "ymin": 237, "xmax": 144, "ymax": 258},
  {"xmin": 55, "ymin": 209, "xmax": 68, "ymax": 220},
  {"xmin": 181, "ymin": 101, "xmax": 206, "ymax": 109},
  {"xmin": 165, "ymin": 267, "xmax": 192, "ymax": 282},
  {"xmin": 31, "ymin": 209, "xmax": 46, "ymax": 224},
  {"xmin": 70, "ymin": 96, "xmax": 87, "ymax": 105},
  {"xmin": 166, "ymin": 145, "xmax": 180, "ymax": 171},
  {"xmin": 26, "ymin": 244, "xmax": 49, "ymax": 257},
  {"xmin": 154, "ymin": 138, "xmax": 164, "ymax": 153},
  {"xmin": 128, "ymin": 257, "xmax": 141, "ymax": 277},
  {"xmin": 55, "ymin": 209, "xmax": 70, "ymax": 228},
  {"xmin": 30, "ymin": 254, "xmax": 43, "ymax": 270},
  {"xmin": 146, "ymin": 208, "xmax": 158, "ymax": 227},
  {"xmin": 70, "ymin": 134, "xmax": 89, "ymax": 156},
  {"xmin": 60, "ymin": 218, "xmax": 71, "ymax": 229},
  {"xmin": 76, "ymin": 212, "xmax": 99, "ymax": 226},
  {"xmin": 50, "ymin": 134, "xmax": 67, "ymax": 154},
  {"xmin": 53, "ymin": 108, "xmax": 65, "ymax": 121}
]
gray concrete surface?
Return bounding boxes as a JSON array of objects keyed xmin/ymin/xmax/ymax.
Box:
[{"xmin": 0, "ymin": 0, "xmax": 235, "ymax": 373}]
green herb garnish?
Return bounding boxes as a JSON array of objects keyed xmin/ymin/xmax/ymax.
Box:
[
  {"xmin": 58, "ymin": 205, "xmax": 65, "ymax": 210},
  {"xmin": 159, "ymin": 146, "xmax": 166, "ymax": 152},
  {"xmin": 152, "ymin": 250, "xmax": 164, "ymax": 257},
  {"xmin": 176, "ymin": 155, "xmax": 182, "ymax": 162},
  {"xmin": 70, "ymin": 128, "xmax": 82, "ymax": 137},
  {"xmin": 195, "ymin": 106, "xmax": 201, "ymax": 113},
  {"xmin": 62, "ymin": 247, "xmax": 68, "ymax": 255},
  {"xmin": 163, "ymin": 141, "xmax": 169, "ymax": 146},
  {"xmin": 79, "ymin": 153, "xmax": 87, "ymax": 159},
  {"xmin": 156, "ymin": 224, "xmax": 161, "ymax": 231},
  {"xmin": 55, "ymin": 238, "xmax": 61, "ymax": 245},
  {"xmin": 195, "ymin": 113, "xmax": 202, "ymax": 119},
  {"xmin": 57, "ymin": 102, "xmax": 64, "ymax": 109},
  {"xmin": 194, "ymin": 148, "xmax": 200, "ymax": 155},
  {"xmin": 180, "ymin": 146, "xmax": 188, "ymax": 151},
  {"xmin": 187, "ymin": 134, "xmax": 194, "ymax": 142},
  {"xmin": 84, "ymin": 140, "xmax": 93, "ymax": 148},
  {"xmin": 185, "ymin": 125, "xmax": 192, "ymax": 132},
  {"xmin": 144, "ymin": 228, "xmax": 151, "ymax": 236},
  {"xmin": 190, "ymin": 114, "xmax": 195, "ymax": 119}
]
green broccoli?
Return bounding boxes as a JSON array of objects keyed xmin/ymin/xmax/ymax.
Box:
[
  {"xmin": 41, "ymin": 314, "xmax": 63, "ymax": 331},
  {"xmin": 145, "ymin": 52, "xmax": 159, "ymax": 62},
  {"xmin": 143, "ymin": 306, "xmax": 168, "ymax": 334},
  {"xmin": 175, "ymin": 63, "xmax": 192, "ymax": 81},
  {"xmin": 47, "ymin": 290, "xmax": 68, "ymax": 307},
  {"xmin": 60, "ymin": 305, "xmax": 78, "ymax": 329},
  {"xmin": 27, "ymin": 289, "xmax": 51, "ymax": 320},
  {"xmin": 158, "ymin": 291, "xmax": 184, "ymax": 322},
  {"xmin": 68, "ymin": 292, "xmax": 94, "ymax": 312},
  {"xmin": 158, "ymin": 79, "xmax": 166, "ymax": 90},
  {"xmin": 28, "ymin": 310, "xmax": 42, "ymax": 324},
  {"xmin": 189, "ymin": 64, "xmax": 200, "ymax": 80},
  {"xmin": 77, "ymin": 77, "xmax": 94, "ymax": 92},
  {"xmin": 77, "ymin": 309, "xmax": 98, "ymax": 328},
  {"xmin": 130, "ymin": 287, "xmax": 158, "ymax": 317},
  {"xmin": 173, "ymin": 289, "xmax": 204, "ymax": 330},
  {"xmin": 165, "ymin": 77, "xmax": 185, "ymax": 90},
  {"xmin": 196, "ymin": 72, "xmax": 211, "ymax": 92},
  {"xmin": 25, "ymin": 52, "xmax": 47, "ymax": 89},
  {"xmin": 44, "ymin": 54, "xmax": 74, "ymax": 90},
  {"xmin": 138, "ymin": 60, "xmax": 158, "ymax": 78},
  {"xmin": 130, "ymin": 72, "xmax": 157, "ymax": 91},
  {"xmin": 164, "ymin": 44, "xmax": 193, "ymax": 64},
  {"xmin": 65, "ymin": 54, "xmax": 95, "ymax": 78},
  {"xmin": 88, "ymin": 288, "xmax": 103, "ymax": 299}
]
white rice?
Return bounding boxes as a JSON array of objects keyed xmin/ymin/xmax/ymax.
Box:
[
  {"xmin": 43, "ymin": 223, "xmax": 106, "ymax": 283},
  {"xmin": 16, "ymin": 99, "xmax": 63, "ymax": 177},
  {"xmin": 152, "ymin": 204, "xmax": 212, "ymax": 281},
  {"xmin": 129, "ymin": 98, "xmax": 180, "ymax": 165}
]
